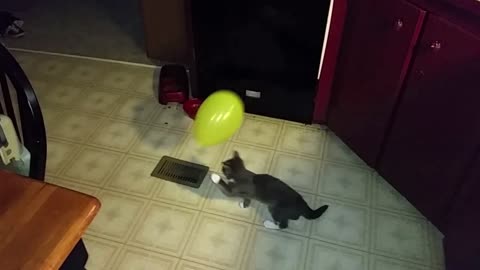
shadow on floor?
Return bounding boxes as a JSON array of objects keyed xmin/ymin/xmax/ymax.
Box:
[{"xmin": 3, "ymin": 0, "xmax": 155, "ymax": 64}]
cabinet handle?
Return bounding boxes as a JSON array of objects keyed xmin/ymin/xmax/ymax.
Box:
[
  {"xmin": 394, "ymin": 19, "xmax": 404, "ymax": 31},
  {"xmin": 430, "ymin": 41, "xmax": 442, "ymax": 52},
  {"xmin": 416, "ymin": 70, "xmax": 425, "ymax": 77}
]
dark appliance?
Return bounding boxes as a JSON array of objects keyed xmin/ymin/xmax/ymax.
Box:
[{"xmin": 191, "ymin": 1, "xmax": 331, "ymax": 123}]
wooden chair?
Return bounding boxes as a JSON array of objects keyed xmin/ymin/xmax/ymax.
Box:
[{"xmin": 0, "ymin": 44, "xmax": 46, "ymax": 180}]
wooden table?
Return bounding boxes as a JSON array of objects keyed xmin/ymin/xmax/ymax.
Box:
[{"xmin": 0, "ymin": 170, "xmax": 101, "ymax": 270}]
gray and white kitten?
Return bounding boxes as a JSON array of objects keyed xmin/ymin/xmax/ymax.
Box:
[{"xmin": 212, "ymin": 151, "xmax": 328, "ymax": 230}]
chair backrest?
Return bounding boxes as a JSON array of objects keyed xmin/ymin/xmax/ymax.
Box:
[{"xmin": 0, "ymin": 44, "xmax": 46, "ymax": 180}]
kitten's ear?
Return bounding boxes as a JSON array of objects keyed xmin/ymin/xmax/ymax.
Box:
[{"xmin": 233, "ymin": 151, "xmax": 240, "ymax": 158}]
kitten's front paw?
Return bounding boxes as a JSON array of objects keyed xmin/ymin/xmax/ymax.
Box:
[
  {"xmin": 239, "ymin": 199, "xmax": 251, "ymax": 209},
  {"xmin": 263, "ymin": 220, "xmax": 280, "ymax": 230},
  {"xmin": 210, "ymin": 173, "xmax": 222, "ymax": 184}
]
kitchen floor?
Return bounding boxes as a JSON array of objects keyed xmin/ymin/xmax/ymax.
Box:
[
  {"xmin": 4, "ymin": 0, "xmax": 151, "ymax": 64},
  {"xmin": 12, "ymin": 50, "xmax": 445, "ymax": 270}
]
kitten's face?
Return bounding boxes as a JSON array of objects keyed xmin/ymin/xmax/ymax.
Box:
[{"xmin": 222, "ymin": 151, "xmax": 245, "ymax": 179}]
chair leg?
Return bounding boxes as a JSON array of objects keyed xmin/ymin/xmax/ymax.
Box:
[{"xmin": 60, "ymin": 239, "xmax": 89, "ymax": 270}]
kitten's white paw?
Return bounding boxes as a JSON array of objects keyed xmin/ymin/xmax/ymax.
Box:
[
  {"xmin": 238, "ymin": 201, "xmax": 247, "ymax": 208},
  {"xmin": 263, "ymin": 220, "xmax": 280, "ymax": 230},
  {"xmin": 210, "ymin": 173, "xmax": 221, "ymax": 184}
]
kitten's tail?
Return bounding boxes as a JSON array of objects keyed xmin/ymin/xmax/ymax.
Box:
[{"xmin": 304, "ymin": 205, "xmax": 329, "ymax": 220}]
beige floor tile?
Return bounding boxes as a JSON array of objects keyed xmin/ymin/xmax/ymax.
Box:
[
  {"xmin": 111, "ymin": 246, "xmax": 179, "ymax": 270},
  {"xmin": 77, "ymin": 90, "xmax": 124, "ymax": 116},
  {"xmin": 32, "ymin": 58, "xmax": 71, "ymax": 78},
  {"xmin": 371, "ymin": 210, "xmax": 430, "ymax": 265},
  {"xmin": 183, "ymin": 213, "xmax": 252, "ymax": 270},
  {"xmin": 111, "ymin": 96, "xmax": 158, "ymax": 123},
  {"xmin": 233, "ymin": 116, "xmax": 282, "ymax": 148},
  {"xmin": 87, "ymin": 119, "xmax": 145, "ymax": 152},
  {"xmin": 278, "ymin": 124, "xmax": 326, "ymax": 158},
  {"xmin": 48, "ymin": 111, "xmax": 104, "ymax": 143},
  {"xmin": 305, "ymin": 239, "xmax": 368, "ymax": 270},
  {"xmin": 130, "ymin": 126, "xmax": 186, "ymax": 159},
  {"xmin": 176, "ymin": 260, "xmax": 223, "ymax": 270},
  {"xmin": 175, "ymin": 135, "xmax": 228, "ymax": 168},
  {"xmin": 154, "ymin": 175, "xmax": 211, "ymax": 210},
  {"xmin": 104, "ymin": 155, "xmax": 160, "ymax": 198},
  {"xmin": 244, "ymin": 113, "xmax": 286, "ymax": 123},
  {"xmin": 428, "ymin": 222, "xmax": 446, "ymax": 268},
  {"xmin": 269, "ymin": 152, "xmax": 321, "ymax": 194},
  {"xmin": 42, "ymin": 82, "xmax": 85, "ymax": 108},
  {"xmin": 318, "ymin": 162, "xmax": 372, "ymax": 205},
  {"xmin": 310, "ymin": 196, "xmax": 371, "ymax": 251},
  {"xmin": 46, "ymin": 139, "xmax": 81, "ymax": 176},
  {"xmin": 369, "ymin": 254, "xmax": 429, "ymax": 270},
  {"xmin": 203, "ymin": 183, "xmax": 259, "ymax": 223},
  {"xmin": 88, "ymin": 190, "xmax": 147, "ymax": 242},
  {"xmin": 29, "ymin": 79, "xmax": 50, "ymax": 105},
  {"xmin": 46, "ymin": 176, "xmax": 100, "ymax": 196},
  {"xmin": 150, "ymin": 105, "xmax": 193, "ymax": 131},
  {"xmin": 281, "ymin": 119, "xmax": 308, "ymax": 127},
  {"xmin": 98, "ymin": 69, "xmax": 137, "ymax": 91},
  {"xmin": 254, "ymin": 192, "xmax": 315, "ymax": 237},
  {"xmin": 41, "ymin": 107, "xmax": 65, "ymax": 134},
  {"xmin": 324, "ymin": 132, "xmax": 366, "ymax": 166},
  {"xmin": 128, "ymin": 202, "xmax": 199, "ymax": 256},
  {"xmin": 220, "ymin": 143, "xmax": 274, "ymax": 174},
  {"xmin": 130, "ymin": 69, "xmax": 157, "ymax": 97},
  {"xmin": 61, "ymin": 147, "xmax": 123, "ymax": 187},
  {"xmin": 14, "ymin": 52, "xmax": 38, "ymax": 74},
  {"xmin": 64, "ymin": 64, "xmax": 102, "ymax": 84},
  {"xmin": 372, "ymin": 173, "xmax": 422, "ymax": 216},
  {"xmin": 242, "ymin": 227, "xmax": 308, "ymax": 270},
  {"xmin": 83, "ymin": 235, "xmax": 122, "ymax": 270}
]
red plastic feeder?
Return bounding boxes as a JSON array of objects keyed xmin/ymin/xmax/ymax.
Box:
[
  {"xmin": 158, "ymin": 65, "xmax": 189, "ymax": 105},
  {"xmin": 183, "ymin": 98, "xmax": 202, "ymax": 119}
]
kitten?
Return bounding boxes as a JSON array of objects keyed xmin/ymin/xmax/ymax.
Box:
[{"xmin": 212, "ymin": 151, "xmax": 328, "ymax": 229}]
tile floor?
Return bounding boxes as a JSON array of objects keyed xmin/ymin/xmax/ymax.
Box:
[{"xmin": 11, "ymin": 50, "xmax": 445, "ymax": 270}]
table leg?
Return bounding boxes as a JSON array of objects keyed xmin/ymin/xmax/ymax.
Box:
[{"xmin": 60, "ymin": 239, "xmax": 88, "ymax": 270}]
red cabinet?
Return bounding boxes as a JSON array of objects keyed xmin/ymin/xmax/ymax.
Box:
[
  {"xmin": 444, "ymin": 151, "xmax": 480, "ymax": 270},
  {"xmin": 328, "ymin": 1, "xmax": 480, "ymax": 268},
  {"xmin": 328, "ymin": 0, "xmax": 425, "ymax": 166},
  {"xmin": 377, "ymin": 14, "xmax": 480, "ymax": 230}
]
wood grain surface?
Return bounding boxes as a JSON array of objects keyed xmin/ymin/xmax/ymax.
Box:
[{"xmin": 0, "ymin": 170, "xmax": 101, "ymax": 270}]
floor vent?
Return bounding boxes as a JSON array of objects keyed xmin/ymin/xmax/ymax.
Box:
[{"xmin": 151, "ymin": 156, "xmax": 209, "ymax": 188}]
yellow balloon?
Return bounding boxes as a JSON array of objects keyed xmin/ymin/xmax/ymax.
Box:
[{"xmin": 193, "ymin": 90, "xmax": 244, "ymax": 146}]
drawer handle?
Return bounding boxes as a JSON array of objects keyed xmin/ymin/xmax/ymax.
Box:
[
  {"xmin": 430, "ymin": 41, "xmax": 442, "ymax": 52},
  {"xmin": 416, "ymin": 70, "xmax": 425, "ymax": 78},
  {"xmin": 394, "ymin": 19, "xmax": 404, "ymax": 31}
]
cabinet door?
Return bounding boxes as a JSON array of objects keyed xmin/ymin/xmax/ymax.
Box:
[
  {"xmin": 378, "ymin": 14, "xmax": 480, "ymax": 230},
  {"xmin": 141, "ymin": 0, "xmax": 191, "ymax": 63},
  {"xmin": 444, "ymin": 151, "xmax": 480, "ymax": 270},
  {"xmin": 327, "ymin": 0, "xmax": 425, "ymax": 166}
]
